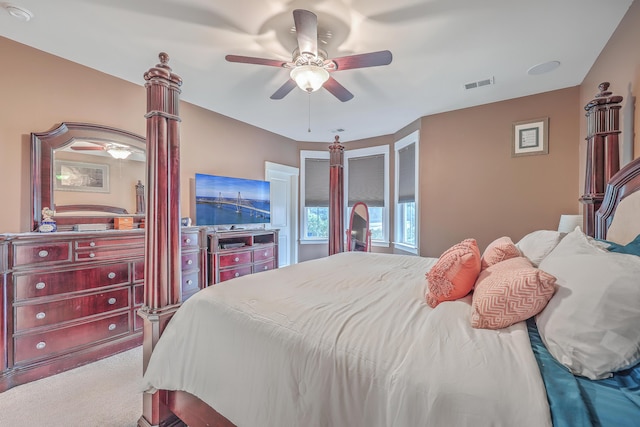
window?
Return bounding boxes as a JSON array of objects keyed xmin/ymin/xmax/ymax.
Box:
[
  {"xmin": 394, "ymin": 131, "xmax": 419, "ymax": 253},
  {"xmin": 345, "ymin": 145, "xmax": 389, "ymax": 246},
  {"xmin": 300, "ymin": 151, "xmax": 329, "ymax": 241}
]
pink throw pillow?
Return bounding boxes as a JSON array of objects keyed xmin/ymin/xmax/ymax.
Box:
[
  {"xmin": 481, "ymin": 236, "xmax": 521, "ymax": 270},
  {"xmin": 471, "ymin": 257, "xmax": 556, "ymax": 329},
  {"xmin": 426, "ymin": 239, "xmax": 481, "ymax": 308}
]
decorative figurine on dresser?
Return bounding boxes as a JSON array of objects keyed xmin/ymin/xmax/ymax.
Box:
[{"xmin": 38, "ymin": 207, "xmax": 56, "ymax": 233}]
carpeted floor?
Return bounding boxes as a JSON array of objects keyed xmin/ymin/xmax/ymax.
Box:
[{"xmin": 0, "ymin": 346, "xmax": 142, "ymax": 427}]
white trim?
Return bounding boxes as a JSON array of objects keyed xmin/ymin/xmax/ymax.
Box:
[
  {"xmin": 344, "ymin": 145, "xmax": 390, "ymax": 245},
  {"xmin": 265, "ymin": 161, "xmax": 300, "ymax": 265},
  {"xmin": 300, "ymin": 150, "xmax": 330, "ymax": 243},
  {"xmin": 393, "ymin": 131, "xmax": 420, "ymax": 254}
]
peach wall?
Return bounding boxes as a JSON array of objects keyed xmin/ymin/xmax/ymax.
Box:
[
  {"xmin": 419, "ymin": 87, "xmax": 581, "ymax": 257},
  {"xmin": 580, "ymin": 0, "xmax": 640, "ymax": 193},
  {"xmin": 0, "ymin": 37, "xmax": 297, "ymax": 233},
  {"xmin": 296, "ymin": 90, "xmax": 581, "ymax": 261}
]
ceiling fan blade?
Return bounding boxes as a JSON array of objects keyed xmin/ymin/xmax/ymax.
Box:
[
  {"xmin": 270, "ymin": 79, "xmax": 298, "ymax": 100},
  {"xmin": 225, "ymin": 55, "xmax": 288, "ymax": 67},
  {"xmin": 293, "ymin": 9, "xmax": 318, "ymax": 57},
  {"xmin": 331, "ymin": 50, "xmax": 393, "ymax": 71},
  {"xmin": 324, "ymin": 77, "xmax": 354, "ymax": 102}
]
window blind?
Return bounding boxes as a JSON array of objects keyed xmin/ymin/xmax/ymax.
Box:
[
  {"xmin": 397, "ymin": 143, "xmax": 415, "ymax": 203},
  {"xmin": 348, "ymin": 154, "xmax": 385, "ymax": 207},
  {"xmin": 304, "ymin": 158, "xmax": 329, "ymax": 207}
]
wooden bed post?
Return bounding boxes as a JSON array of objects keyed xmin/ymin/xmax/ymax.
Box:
[
  {"xmin": 580, "ymin": 82, "xmax": 622, "ymax": 237},
  {"xmin": 138, "ymin": 52, "xmax": 184, "ymax": 427},
  {"xmin": 329, "ymin": 136, "xmax": 345, "ymax": 255}
]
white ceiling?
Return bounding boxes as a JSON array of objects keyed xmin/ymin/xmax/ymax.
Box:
[{"xmin": 1, "ymin": 0, "xmax": 633, "ymax": 142}]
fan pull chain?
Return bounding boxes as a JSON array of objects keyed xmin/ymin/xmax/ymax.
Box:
[{"xmin": 308, "ymin": 93, "xmax": 312, "ymax": 133}]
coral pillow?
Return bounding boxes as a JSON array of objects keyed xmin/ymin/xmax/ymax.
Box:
[
  {"xmin": 426, "ymin": 238, "xmax": 481, "ymax": 308},
  {"xmin": 471, "ymin": 257, "xmax": 556, "ymax": 329},
  {"xmin": 481, "ymin": 236, "xmax": 521, "ymax": 269}
]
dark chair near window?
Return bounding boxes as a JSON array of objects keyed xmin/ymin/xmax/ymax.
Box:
[{"xmin": 346, "ymin": 201, "xmax": 372, "ymax": 252}]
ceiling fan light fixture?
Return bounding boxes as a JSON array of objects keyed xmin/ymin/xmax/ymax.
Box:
[
  {"xmin": 290, "ymin": 65, "xmax": 329, "ymax": 93},
  {"xmin": 107, "ymin": 147, "xmax": 132, "ymax": 159}
]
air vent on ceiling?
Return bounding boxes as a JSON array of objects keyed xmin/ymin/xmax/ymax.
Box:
[{"xmin": 464, "ymin": 77, "xmax": 495, "ymax": 90}]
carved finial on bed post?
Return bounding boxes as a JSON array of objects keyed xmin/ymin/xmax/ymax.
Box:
[
  {"xmin": 329, "ymin": 136, "xmax": 345, "ymax": 255},
  {"xmin": 580, "ymin": 82, "xmax": 623, "ymax": 237}
]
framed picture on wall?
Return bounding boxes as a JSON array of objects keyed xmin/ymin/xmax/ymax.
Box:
[
  {"xmin": 512, "ymin": 117, "xmax": 549, "ymax": 157},
  {"xmin": 54, "ymin": 160, "xmax": 110, "ymax": 193}
]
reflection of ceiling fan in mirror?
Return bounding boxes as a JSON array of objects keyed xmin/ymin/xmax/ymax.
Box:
[
  {"xmin": 225, "ymin": 9, "xmax": 392, "ymax": 102},
  {"xmin": 70, "ymin": 142, "xmax": 141, "ymax": 159}
]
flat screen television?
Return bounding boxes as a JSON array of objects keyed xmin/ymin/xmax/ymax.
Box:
[{"xmin": 195, "ymin": 173, "xmax": 271, "ymax": 227}]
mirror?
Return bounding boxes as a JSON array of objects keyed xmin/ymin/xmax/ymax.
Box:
[
  {"xmin": 31, "ymin": 122, "xmax": 146, "ymax": 231},
  {"xmin": 346, "ymin": 202, "xmax": 371, "ymax": 252}
]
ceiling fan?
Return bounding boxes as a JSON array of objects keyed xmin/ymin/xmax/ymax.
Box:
[
  {"xmin": 70, "ymin": 142, "xmax": 140, "ymax": 159},
  {"xmin": 225, "ymin": 9, "xmax": 392, "ymax": 102}
]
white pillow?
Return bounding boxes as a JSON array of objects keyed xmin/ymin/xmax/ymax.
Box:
[
  {"xmin": 515, "ymin": 230, "xmax": 564, "ymax": 267},
  {"xmin": 535, "ymin": 228, "xmax": 640, "ymax": 379}
]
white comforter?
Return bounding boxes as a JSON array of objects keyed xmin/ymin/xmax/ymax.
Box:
[{"xmin": 142, "ymin": 252, "xmax": 551, "ymax": 427}]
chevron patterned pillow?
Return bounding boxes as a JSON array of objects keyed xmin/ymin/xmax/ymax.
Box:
[
  {"xmin": 481, "ymin": 236, "xmax": 521, "ymax": 269},
  {"xmin": 471, "ymin": 256, "xmax": 556, "ymax": 329}
]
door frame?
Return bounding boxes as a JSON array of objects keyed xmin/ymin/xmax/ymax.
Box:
[{"xmin": 265, "ymin": 161, "xmax": 299, "ymax": 266}]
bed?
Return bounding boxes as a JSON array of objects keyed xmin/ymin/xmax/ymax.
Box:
[
  {"xmin": 137, "ymin": 56, "xmax": 640, "ymax": 426},
  {"xmin": 139, "ymin": 154, "xmax": 640, "ymax": 426}
]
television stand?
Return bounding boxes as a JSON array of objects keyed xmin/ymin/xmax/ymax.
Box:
[{"xmin": 207, "ymin": 229, "xmax": 278, "ymax": 284}]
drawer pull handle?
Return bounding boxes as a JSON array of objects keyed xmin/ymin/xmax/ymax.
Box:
[
  {"xmin": 264, "ymin": 251, "xmax": 269, "ymax": 256},
  {"xmin": 35, "ymin": 282, "xmax": 46, "ymax": 290},
  {"xmin": 264, "ymin": 266, "xmax": 268, "ymax": 270},
  {"xmin": 107, "ymin": 272, "xmax": 116, "ymax": 279},
  {"xmin": 89, "ymin": 241, "xmax": 96, "ymax": 247},
  {"xmin": 108, "ymin": 324, "xmax": 116, "ymax": 331},
  {"xmin": 186, "ymin": 279, "xmax": 193, "ymax": 285},
  {"xmin": 36, "ymin": 312, "xmax": 46, "ymax": 320},
  {"xmin": 185, "ymin": 238, "xmax": 191, "ymax": 244},
  {"xmin": 38, "ymin": 250, "xmax": 49, "ymax": 258},
  {"xmin": 108, "ymin": 297, "xmax": 117, "ymax": 305},
  {"xmin": 187, "ymin": 259, "xmax": 193, "ymax": 265},
  {"xmin": 234, "ymin": 257, "xmax": 240, "ymax": 262},
  {"xmin": 234, "ymin": 272, "xmax": 240, "ymax": 277},
  {"xmin": 36, "ymin": 342, "xmax": 46, "ymax": 350},
  {"xmin": 89, "ymin": 253, "xmax": 95, "ymax": 258}
]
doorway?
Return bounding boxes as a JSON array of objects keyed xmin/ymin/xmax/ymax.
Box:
[{"xmin": 265, "ymin": 161, "xmax": 299, "ymax": 267}]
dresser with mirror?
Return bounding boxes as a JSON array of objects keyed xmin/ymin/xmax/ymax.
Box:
[{"xmin": 0, "ymin": 123, "xmax": 207, "ymax": 391}]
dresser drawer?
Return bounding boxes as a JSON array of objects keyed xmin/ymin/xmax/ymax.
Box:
[
  {"xmin": 218, "ymin": 250, "xmax": 252, "ymax": 268},
  {"xmin": 253, "ymin": 259, "xmax": 276, "ymax": 274},
  {"xmin": 133, "ymin": 283, "xmax": 144, "ymax": 306},
  {"xmin": 253, "ymin": 246, "xmax": 274, "ymax": 262},
  {"xmin": 219, "ymin": 266, "xmax": 252, "ymax": 282},
  {"xmin": 75, "ymin": 245, "xmax": 144, "ymax": 262},
  {"xmin": 12, "ymin": 242, "xmax": 72, "ymax": 267},
  {"xmin": 181, "ymin": 251, "xmax": 199, "ymax": 271},
  {"xmin": 14, "ymin": 312, "xmax": 130, "ymax": 365},
  {"xmin": 13, "ymin": 263, "xmax": 130, "ymax": 301},
  {"xmin": 181, "ymin": 232, "xmax": 199, "ymax": 250},
  {"xmin": 14, "ymin": 288, "xmax": 130, "ymax": 332},
  {"xmin": 75, "ymin": 236, "xmax": 143, "ymax": 250},
  {"xmin": 182, "ymin": 271, "xmax": 200, "ymax": 300},
  {"xmin": 133, "ymin": 260, "xmax": 144, "ymax": 282}
]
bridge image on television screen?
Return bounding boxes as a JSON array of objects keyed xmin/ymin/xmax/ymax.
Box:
[{"xmin": 195, "ymin": 174, "xmax": 271, "ymax": 226}]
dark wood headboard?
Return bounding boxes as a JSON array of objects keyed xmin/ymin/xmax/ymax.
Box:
[{"xmin": 595, "ymin": 155, "xmax": 640, "ymax": 240}]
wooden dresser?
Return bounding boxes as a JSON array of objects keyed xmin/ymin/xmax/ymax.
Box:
[
  {"xmin": 208, "ymin": 229, "xmax": 278, "ymax": 284},
  {"xmin": 0, "ymin": 227, "xmax": 206, "ymax": 392}
]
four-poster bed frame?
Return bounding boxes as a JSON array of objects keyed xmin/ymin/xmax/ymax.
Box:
[{"xmin": 137, "ymin": 53, "xmax": 637, "ymax": 426}]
